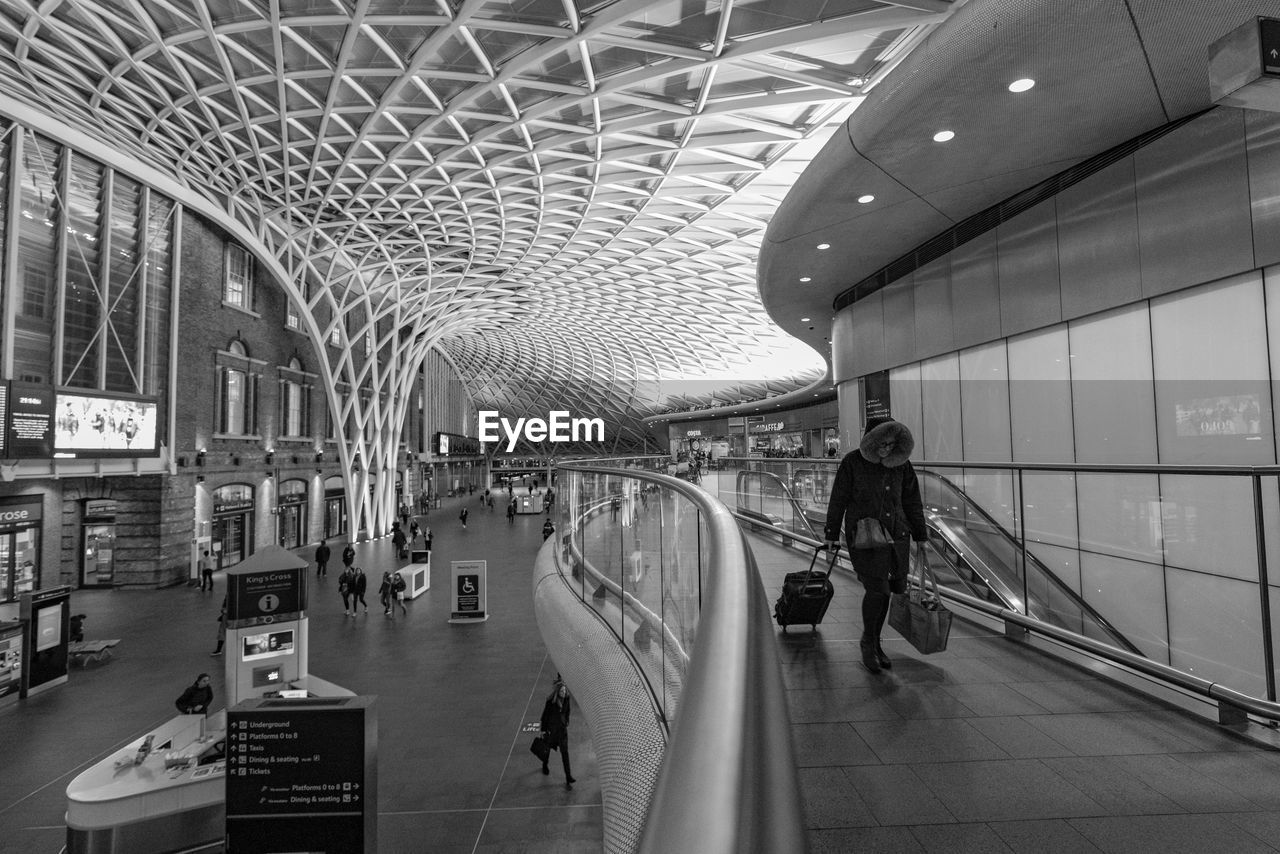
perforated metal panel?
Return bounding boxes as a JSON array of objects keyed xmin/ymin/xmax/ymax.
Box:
[{"xmin": 533, "ymin": 549, "xmax": 667, "ymax": 854}]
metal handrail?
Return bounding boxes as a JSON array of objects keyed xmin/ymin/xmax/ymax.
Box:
[
  {"xmin": 722, "ymin": 457, "xmax": 1280, "ymax": 724},
  {"xmin": 557, "ymin": 461, "xmax": 807, "ymax": 854}
]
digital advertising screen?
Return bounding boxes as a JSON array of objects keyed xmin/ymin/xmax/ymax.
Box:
[
  {"xmin": 1174, "ymin": 393, "xmax": 1264, "ymax": 438},
  {"xmin": 35, "ymin": 606, "xmax": 61, "ymax": 652},
  {"xmin": 54, "ymin": 392, "xmax": 158, "ymax": 457},
  {"xmin": 242, "ymin": 629, "xmax": 295, "ymax": 662}
]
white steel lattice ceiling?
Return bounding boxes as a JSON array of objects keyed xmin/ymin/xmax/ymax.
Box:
[{"xmin": 0, "ymin": 0, "xmax": 958, "ymax": 455}]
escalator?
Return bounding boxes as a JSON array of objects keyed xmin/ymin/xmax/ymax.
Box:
[{"xmin": 735, "ymin": 465, "xmax": 1141, "ymax": 656}]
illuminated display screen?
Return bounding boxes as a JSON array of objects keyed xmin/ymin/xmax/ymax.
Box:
[
  {"xmin": 1174, "ymin": 393, "xmax": 1263, "ymax": 438},
  {"xmin": 242, "ymin": 629, "xmax": 295, "ymax": 662},
  {"xmin": 54, "ymin": 392, "xmax": 159, "ymax": 456}
]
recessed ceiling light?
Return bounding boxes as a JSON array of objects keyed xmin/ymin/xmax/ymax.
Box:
[
  {"xmin": 1008, "ymin": 78, "xmax": 1035, "ymax": 92},
  {"xmin": 799, "ymin": 276, "xmax": 811, "ymax": 282},
  {"xmin": 816, "ymin": 243, "xmax": 830, "ymax": 250},
  {"xmin": 800, "ymin": 317, "xmax": 810, "ymax": 322},
  {"xmin": 857, "ymin": 194, "xmax": 875, "ymax": 204},
  {"xmin": 933, "ymin": 130, "xmax": 955, "ymax": 142}
]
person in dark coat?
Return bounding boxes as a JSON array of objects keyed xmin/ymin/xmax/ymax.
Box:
[
  {"xmin": 338, "ymin": 566, "xmax": 355, "ymax": 616},
  {"xmin": 824, "ymin": 417, "xmax": 927, "ymax": 674},
  {"xmin": 342, "ymin": 542, "xmax": 356, "ymax": 570},
  {"xmin": 391, "ymin": 523, "xmax": 407, "ymax": 558},
  {"xmin": 542, "ymin": 519, "xmax": 555, "ymax": 541},
  {"xmin": 539, "ymin": 678, "xmax": 575, "ymax": 789},
  {"xmin": 351, "ymin": 566, "xmax": 368, "ymax": 614},
  {"xmin": 314, "ymin": 539, "xmax": 331, "ymax": 578},
  {"xmin": 175, "ymin": 673, "xmax": 214, "ymax": 715}
]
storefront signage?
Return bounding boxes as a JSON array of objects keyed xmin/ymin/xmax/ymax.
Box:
[
  {"xmin": 215, "ymin": 500, "xmax": 256, "ymax": 514},
  {"xmin": 1263, "ymin": 18, "xmax": 1280, "ymax": 76},
  {"xmin": 749, "ymin": 422, "xmax": 785, "ymax": 433},
  {"xmin": 227, "ymin": 568, "xmax": 305, "ymax": 622},
  {"xmin": 684, "ymin": 430, "xmax": 702, "ymax": 437},
  {"xmin": 434, "ymin": 431, "xmax": 480, "ymax": 457},
  {"xmin": 8, "ymin": 383, "xmax": 53, "ymax": 459},
  {"xmin": 0, "ymin": 499, "xmax": 42, "ymax": 526},
  {"xmin": 449, "ymin": 560, "xmax": 488, "ymax": 623},
  {"xmin": 225, "ymin": 696, "xmax": 376, "ymax": 853}
]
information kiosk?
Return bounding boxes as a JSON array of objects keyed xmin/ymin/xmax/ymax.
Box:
[{"xmin": 66, "ymin": 546, "xmax": 357, "ymax": 854}]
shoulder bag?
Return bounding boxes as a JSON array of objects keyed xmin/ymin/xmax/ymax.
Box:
[
  {"xmin": 852, "ymin": 476, "xmax": 894, "ymax": 549},
  {"xmin": 888, "ymin": 541, "xmax": 952, "ymax": 654}
]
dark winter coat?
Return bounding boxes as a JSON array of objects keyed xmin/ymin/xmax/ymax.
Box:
[
  {"xmin": 540, "ymin": 690, "xmax": 571, "ymax": 750},
  {"xmin": 824, "ymin": 420, "xmax": 927, "ymax": 581},
  {"xmin": 342, "ymin": 545, "xmax": 356, "ymax": 567},
  {"xmin": 315, "ymin": 543, "xmax": 331, "ymax": 564},
  {"xmin": 352, "ymin": 570, "xmax": 368, "ymax": 595},
  {"xmin": 175, "ymin": 682, "xmax": 214, "ymax": 715}
]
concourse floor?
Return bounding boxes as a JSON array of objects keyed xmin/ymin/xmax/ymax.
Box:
[
  {"xmin": 0, "ymin": 493, "xmax": 601, "ymax": 854},
  {"xmin": 747, "ymin": 533, "xmax": 1280, "ymax": 854}
]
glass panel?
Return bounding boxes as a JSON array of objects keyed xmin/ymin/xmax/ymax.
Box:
[
  {"xmin": 1168, "ymin": 568, "xmax": 1265, "ymax": 696},
  {"xmin": 1151, "ymin": 271, "xmax": 1272, "ymax": 464},
  {"xmin": 888, "ymin": 362, "xmax": 922, "ymax": 445},
  {"xmin": 84, "ymin": 523, "xmax": 115, "ymax": 585},
  {"xmin": 143, "ymin": 194, "xmax": 173, "ymax": 395},
  {"xmin": 13, "ymin": 528, "xmax": 36, "ymax": 597},
  {"xmin": 959, "ymin": 341, "xmax": 1011, "ymax": 462},
  {"xmin": 225, "ymin": 244, "xmax": 251, "ymax": 308},
  {"xmin": 14, "ymin": 131, "xmax": 60, "ymax": 385},
  {"xmin": 0, "ymin": 535, "xmax": 9, "ymax": 602},
  {"xmin": 1159, "ymin": 474, "xmax": 1256, "ymax": 580},
  {"xmin": 1009, "ymin": 325, "xmax": 1074, "ymax": 462},
  {"xmin": 107, "ymin": 173, "xmax": 142, "ymax": 393},
  {"xmin": 920, "ymin": 353, "xmax": 961, "ymax": 461},
  {"xmin": 1069, "ymin": 304, "xmax": 1157, "ymax": 463},
  {"xmin": 62, "ymin": 153, "xmax": 104, "ymax": 388},
  {"xmin": 1020, "ymin": 471, "xmax": 1079, "ymax": 550},
  {"xmin": 226, "ymin": 369, "xmax": 245, "ymax": 434},
  {"xmin": 1075, "ymin": 472, "xmax": 1162, "ymax": 563},
  {"xmin": 1079, "ymin": 551, "xmax": 1167, "ymax": 661}
]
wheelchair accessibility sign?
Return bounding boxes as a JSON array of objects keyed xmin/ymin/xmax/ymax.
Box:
[{"xmin": 449, "ymin": 560, "xmax": 488, "ymax": 623}]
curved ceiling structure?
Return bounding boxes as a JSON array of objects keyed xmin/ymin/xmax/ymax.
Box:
[
  {"xmin": 759, "ymin": 0, "xmax": 1280, "ymax": 348},
  {"xmin": 0, "ymin": 0, "xmax": 961, "ymax": 454}
]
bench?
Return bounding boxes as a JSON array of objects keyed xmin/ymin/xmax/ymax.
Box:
[{"xmin": 68, "ymin": 639, "xmax": 120, "ymax": 666}]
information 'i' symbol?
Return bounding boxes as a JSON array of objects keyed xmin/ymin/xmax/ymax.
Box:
[{"xmin": 258, "ymin": 593, "xmax": 280, "ymax": 613}]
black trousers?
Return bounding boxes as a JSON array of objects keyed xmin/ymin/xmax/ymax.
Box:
[{"xmin": 544, "ymin": 738, "xmax": 572, "ymax": 778}]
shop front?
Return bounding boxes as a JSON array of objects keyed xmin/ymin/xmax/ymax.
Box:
[
  {"xmin": 212, "ymin": 484, "xmax": 255, "ymax": 570},
  {"xmin": 80, "ymin": 499, "xmax": 116, "ymax": 588},
  {"xmin": 323, "ymin": 476, "xmax": 346, "ymax": 539},
  {"xmin": 0, "ymin": 498, "xmax": 41, "ymax": 603},
  {"xmin": 276, "ymin": 479, "xmax": 307, "ymax": 549}
]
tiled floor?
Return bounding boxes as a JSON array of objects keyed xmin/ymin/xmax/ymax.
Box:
[
  {"xmin": 0, "ymin": 494, "xmax": 601, "ymax": 853},
  {"xmin": 746, "ymin": 532, "xmax": 1280, "ymax": 854}
]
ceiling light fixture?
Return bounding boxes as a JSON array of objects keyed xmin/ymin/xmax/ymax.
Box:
[
  {"xmin": 800, "ymin": 317, "xmax": 810, "ymax": 322},
  {"xmin": 933, "ymin": 130, "xmax": 955, "ymax": 142},
  {"xmin": 1008, "ymin": 78, "xmax": 1035, "ymax": 92},
  {"xmin": 857, "ymin": 194, "xmax": 875, "ymax": 204},
  {"xmin": 816, "ymin": 243, "xmax": 830, "ymax": 250},
  {"xmin": 799, "ymin": 276, "xmax": 811, "ymax": 282}
]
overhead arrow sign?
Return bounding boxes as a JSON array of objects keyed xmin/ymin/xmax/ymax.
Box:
[{"xmin": 1262, "ymin": 18, "xmax": 1280, "ymax": 76}]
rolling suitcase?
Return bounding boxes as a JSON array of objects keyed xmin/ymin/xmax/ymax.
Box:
[{"xmin": 774, "ymin": 545, "xmax": 837, "ymax": 632}]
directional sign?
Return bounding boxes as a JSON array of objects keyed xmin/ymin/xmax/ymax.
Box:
[
  {"xmin": 225, "ymin": 696, "xmax": 377, "ymax": 854},
  {"xmin": 1263, "ymin": 18, "xmax": 1280, "ymax": 76}
]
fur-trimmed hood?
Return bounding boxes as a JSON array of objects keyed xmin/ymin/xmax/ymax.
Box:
[{"xmin": 859, "ymin": 420, "xmax": 915, "ymax": 468}]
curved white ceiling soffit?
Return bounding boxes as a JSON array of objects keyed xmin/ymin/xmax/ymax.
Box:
[
  {"xmin": 760, "ymin": 0, "xmax": 1280, "ymax": 353},
  {"xmin": 0, "ymin": 0, "xmax": 960, "ymax": 450}
]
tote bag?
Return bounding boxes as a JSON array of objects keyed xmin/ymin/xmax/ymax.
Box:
[{"xmin": 888, "ymin": 542, "xmax": 952, "ymax": 654}]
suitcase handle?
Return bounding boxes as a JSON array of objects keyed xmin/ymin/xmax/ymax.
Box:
[{"xmin": 803, "ymin": 543, "xmax": 839, "ymax": 583}]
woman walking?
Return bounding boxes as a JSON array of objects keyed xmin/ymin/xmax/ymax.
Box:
[
  {"xmin": 539, "ymin": 677, "xmax": 576, "ymax": 790},
  {"xmin": 824, "ymin": 417, "xmax": 928, "ymax": 674}
]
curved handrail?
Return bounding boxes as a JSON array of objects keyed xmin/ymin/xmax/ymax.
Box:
[{"xmin": 555, "ymin": 461, "xmax": 806, "ymax": 854}]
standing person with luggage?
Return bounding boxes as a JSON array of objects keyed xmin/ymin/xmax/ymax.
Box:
[
  {"xmin": 314, "ymin": 539, "xmax": 331, "ymax": 579},
  {"xmin": 824, "ymin": 417, "xmax": 927, "ymax": 674}
]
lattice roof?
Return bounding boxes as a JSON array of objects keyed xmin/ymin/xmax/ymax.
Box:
[{"xmin": 0, "ymin": 0, "xmax": 956, "ymax": 454}]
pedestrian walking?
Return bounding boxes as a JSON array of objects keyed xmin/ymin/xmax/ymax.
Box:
[
  {"xmin": 211, "ymin": 597, "xmax": 227, "ymax": 655},
  {"xmin": 507, "ymin": 501, "xmax": 516, "ymax": 524},
  {"xmin": 338, "ymin": 566, "xmax": 354, "ymax": 616},
  {"xmin": 392, "ymin": 523, "xmax": 407, "ymax": 559},
  {"xmin": 409, "ymin": 518, "xmax": 420, "ymax": 544},
  {"xmin": 823, "ymin": 417, "xmax": 927, "ymax": 674},
  {"xmin": 379, "ymin": 571, "xmax": 395, "ymax": 617},
  {"xmin": 315, "ymin": 539, "xmax": 331, "ymax": 578},
  {"xmin": 351, "ymin": 566, "xmax": 368, "ymax": 614},
  {"xmin": 342, "ymin": 542, "xmax": 356, "ymax": 570},
  {"xmin": 392, "ymin": 572, "xmax": 408, "ymax": 615},
  {"xmin": 542, "ymin": 519, "xmax": 555, "ymax": 541},
  {"xmin": 424, "ymin": 526, "xmax": 433, "ymax": 552},
  {"xmin": 199, "ymin": 550, "xmax": 215, "ymax": 592},
  {"xmin": 460, "ymin": 507, "xmax": 469, "ymax": 529},
  {"xmin": 539, "ymin": 677, "xmax": 576, "ymax": 790}
]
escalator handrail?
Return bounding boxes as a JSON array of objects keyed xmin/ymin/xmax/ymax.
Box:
[
  {"xmin": 559, "ymin": 461, "xmax": 807, "ymax": 854},
  {"xmin": 917, "ymin": 470, "xmax": 1143, "ymax": 656},
  {"xmin": 732, "ymin": 468, "xmax": 819, "ymax": 539}
]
